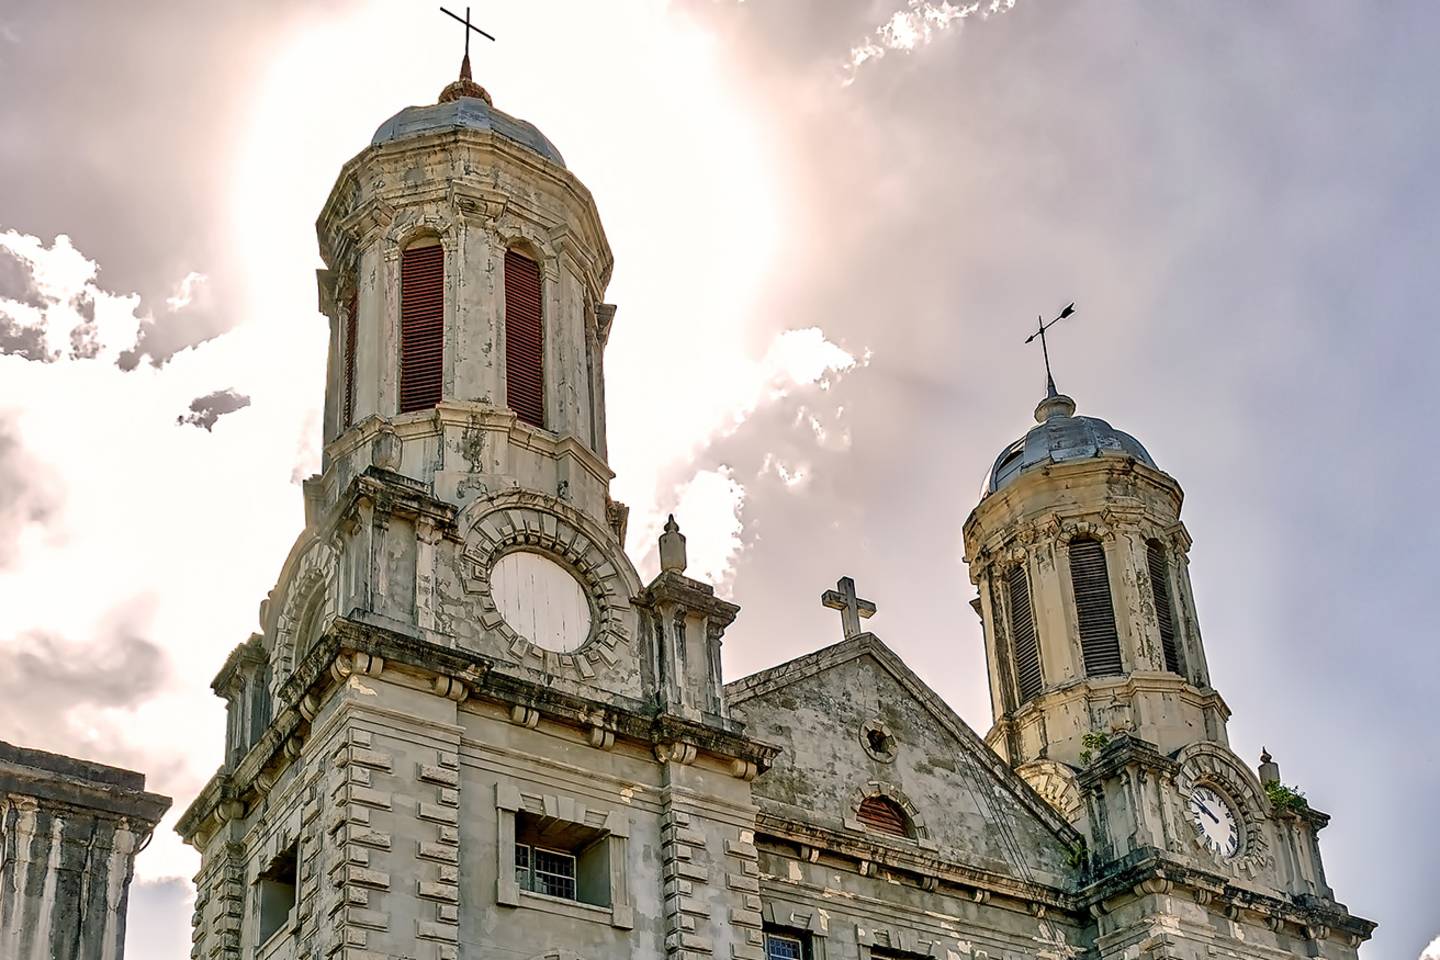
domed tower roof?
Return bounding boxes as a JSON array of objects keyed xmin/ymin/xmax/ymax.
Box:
[
  {"xmin": 983, "ymin": 389, "xmax": 1156, "ymax": 496},
  {"xmin": 371, "ymin": 59, "xmax": 566, "ymax": 167}
]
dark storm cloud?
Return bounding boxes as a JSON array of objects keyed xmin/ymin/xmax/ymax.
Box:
[
  {"xmin": 177, "ymin": 388, "xmax": 252, "ymax": 431},
  {"xmin": 0, "ymin": 1, "xmax": 316, "ymax": 364}
]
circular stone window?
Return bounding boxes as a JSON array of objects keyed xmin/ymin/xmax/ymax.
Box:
[{"xmin": 489, "ymin": 551, "xmax": 593, "ymax": 652}]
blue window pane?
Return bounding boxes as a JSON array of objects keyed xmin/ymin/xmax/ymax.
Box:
[{"xmin": 765, "ymin": 933, "xmax": 804, "ymax": 960}]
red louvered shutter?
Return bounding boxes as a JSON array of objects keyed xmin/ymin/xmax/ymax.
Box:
[
  {"xmin": 504, "ymin": 250, "xmax": 545, "ymax": 428},
  {"xmin": 343, "ymin": 287, "xmax": 358, "ymax": 426},
  {"xmin": 857, "ymin": 796, "xmax": 911, "ymax": 838},
  {"xmin": 399, "ymin": 244, "xmax": 444, "ymax": 413}
]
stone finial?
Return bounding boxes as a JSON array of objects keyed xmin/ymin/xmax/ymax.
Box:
[
  {"xmin": 438, "ymin": 53, "xmax": 493, "ymax": 105},
  {"xmin": 1258, "ymin": 747, "xmax": 1281, "ymax": 784},
  {"xmin": 1033, "ymin": 390, "xmax": 1077, "ymax": 423},
  {"xmin": 659, "ymin": 514, "xmax": 687, "ymax": 574}
]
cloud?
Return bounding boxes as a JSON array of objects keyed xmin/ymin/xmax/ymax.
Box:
[
  {"xmin": 0, "ymin": 420, "xmax": 59, "ymax": 569},
  {"xmin": 125, "ymin": 879, "xmax": 195, "ymax": 959},
  {"xmin": 669, "ymin": 467, "xmax": 748, "ymax": 587},
  {"xmin": 1422, "ymin": 935, "xmax": 1440, "ymax": 960},
  {"xmin": 843, "ymin": 0, "xmax": 1018, "ymax": 83},
  {"xmin": 177, "ymin": 388, "xmax": 252, "ymax": 431},
  {"xmin": 0, "ymin": 610, "xmax": 169, "ymax": 769}
]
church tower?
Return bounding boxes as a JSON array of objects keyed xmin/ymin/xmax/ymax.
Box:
[
  {"xmin": 964, "ymin": 378, "xmax": 1371, "ymax": 955},
  {"xmin": 964, "ymin": 384, "xmax": 1225, "ymax": 772},
  {"xmin": 178, "ymin": 58, "xmax": 775, "ymax": 960}
]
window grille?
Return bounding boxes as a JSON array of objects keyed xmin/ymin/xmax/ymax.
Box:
[
  {"xmin": 514, "ymin": 843, "xmax": 577, "ymax": 901},
  {"xmin": 1006, "ymin": 564, "xmax": 1043, "ymax": 704},
  {"xmin": 1069, "ymin": 538, "xmax": 1123, "ymax": 677},
  {"xmin": 504, "ymin": 249, "xmax": 545, "ymax": 427},
  {"xmin": 399, "ymin": 243, "xmax": 444, "ymax": 413},
  {"xmin": 1147, "ymin": 540, "xmax": 1182, "ymax": 674},
  {"xmin": 765, "ymin": 933, "xmax": 805, "ymax": 960}
]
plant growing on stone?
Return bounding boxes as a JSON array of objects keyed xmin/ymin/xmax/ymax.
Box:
[
  {"xmin": 1078, "ymin": 730, "xmax": 1111, "ymax": 766},
  {"xmin": 1264, "ymin": 779, "xmax": 1309, "ymax": 814}
]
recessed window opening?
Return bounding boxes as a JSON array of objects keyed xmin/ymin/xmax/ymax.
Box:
[
  {"xmin": 342, "ymin": 286, "xmax": 358, "ymax": 426},
  {"xmin": 764, "ymin": 930, "xmax": 809, "ymax": 960},
  {"xmin": 1147, "ymin": 539, "xmax": 1183, "ymax": 675},
  {"xmin": 857, "ymin": 795, "xmax": 912, "ymax": 838},
  {"xmin": 399, "ymin": 240, "xmax": 444, "ymax": 413},
  {"xmin": 1069, "ymin": 537, "xmax": 1122, "ymax": 677},
  {"xmin": 514, "ymin": 811, "xmax": 610, "ymax": 907},
  {"xmin": 1005, "ymin": 564, "xmax": 1043, "ymax": 704},
  {"xmin": 256, "ymin": 842, "xmax": 298, "ymax": 943},
  {"xmin": 504, "ymin": 248, "xmax": 545, "ymax": 428}
]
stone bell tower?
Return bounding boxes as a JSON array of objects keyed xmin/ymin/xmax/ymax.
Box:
[
  {"xmin": 310, "ymin": 55, "xmax": 620, "ymax": 540},
  {"xmin": 178, "ymin": 54, "xmax": 775, "ymax": 960},
  {"xmin": 963, "ymin": 385, "xmax": 1228, "ymax": 772}
]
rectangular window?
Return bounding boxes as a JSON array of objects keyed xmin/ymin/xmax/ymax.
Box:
[
  {"xmin": 343, "ymin": 287, "xmax": 358, "ymax": 425},
  {"xmin": 765, "ymin": 933, "xmax": 806, "ymax": 960},
  {"xmin": 504, "ymin": 249, "xmax": 545, "ymax": 428},
  {"xmin": 1069, "ymin": 538, "xmax": 1122, "ymax": 677},
  {"xmin": 399, "ymin": 242, "xmax": 444, "ymax": 413},
  {"xmin": 255, "ymin": 843, "xmax": 298, "ymax": 944},
  {"xmin": 1147, "ymin": 540, "xmax": 1183, "ymax": 675},
  {"xmin": 1005, "ymin": 564, "xmax": 1043, "ymax": 704},
  {"xmin": 513, "ymin": 812, "xmax": 609, "ymax": 906}
]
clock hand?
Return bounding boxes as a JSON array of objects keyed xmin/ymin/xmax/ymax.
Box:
[{"xmin": 1195, "ymin": 801, "xmax": 1220, "ymax": 823}]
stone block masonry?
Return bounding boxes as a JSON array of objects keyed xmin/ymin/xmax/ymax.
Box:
[{"xmin": 0, "ymin": 740, "xmax": 170, "ymax": 960}]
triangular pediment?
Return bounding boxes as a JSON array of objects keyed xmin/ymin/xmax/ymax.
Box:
[{"xmin": 727, "ymin": 634, "xmax": 1081, "ymax": 888}]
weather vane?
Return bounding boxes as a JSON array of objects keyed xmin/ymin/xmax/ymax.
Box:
[
  {"xmin": 440, "ymin": 5, "xmax": 496, "ymax": 63},
  {"xmin": 1024, "ymin": 302, "xmax": 1076, "ymax": 395}
]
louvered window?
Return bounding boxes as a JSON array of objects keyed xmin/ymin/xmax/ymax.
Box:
[
  {"xmin": 857, "ymin": 796, "xmax": 911, "ymax": 838},
  {"xmin": 1147, "ymin": 540, "xmax": 1182, "ymax": 675},
  {"xmin": 399, "ymin": 243, "xmax": 444, "ymax": 413},
  {"xmin": 343, "ymin": 287, "xmax": 358, "ymax": 426},
  {"xmin": 1006, "ymin": 565, "xmax": 1043, "ymax": 705},
  {"xmin": 1069, "ymin": 538, "xmax": 1123, "ymax": 677},
  {"xmin": 504, "ymin": 249, "xmax": 545, "ymax": 428}
]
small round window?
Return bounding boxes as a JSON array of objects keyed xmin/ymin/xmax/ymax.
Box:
[{"xmin": 490, "ymin": 551, "xmax": 592, "ymax": 652}]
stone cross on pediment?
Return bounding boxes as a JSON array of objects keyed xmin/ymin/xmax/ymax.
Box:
[{"xmin": 821, "ymin": 576, "xmax": 876, "ymax": 640}]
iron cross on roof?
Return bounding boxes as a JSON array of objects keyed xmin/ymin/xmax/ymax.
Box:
[
  {"xmin": 1024, "ymin": 301, "xmax": 1077, "ymax": 396},
  {"xmin": 821, "ymin": 576, "xmax": 876, "ymax": 640},
  {"xmin": 440, "ymin": 5, "xmax": 496, "ymax": 64}
]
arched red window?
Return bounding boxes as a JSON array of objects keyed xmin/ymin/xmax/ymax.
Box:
[
  {"xmin": 399, "ymin": 241, "xmax": 444, "ymax": 413},
  {"xmin": 857, "ymin": 796, "xmax": 911, "ymax": 838},
  {"xmin": 504, "ymin": 249, "xmax": 544, "ymax": 428}
]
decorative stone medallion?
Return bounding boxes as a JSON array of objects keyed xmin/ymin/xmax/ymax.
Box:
[
  {"xmin": 463, "ymin": 495, "xmax": 633, "ymax": 681},
  {"xmin": 860, "ymin": 718, "xmax": 898, "ymax": 763}
]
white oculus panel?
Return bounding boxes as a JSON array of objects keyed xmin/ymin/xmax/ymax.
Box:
[{"xmin": 490, "ymin": 551, "xmax": 592, "ymax": 652}]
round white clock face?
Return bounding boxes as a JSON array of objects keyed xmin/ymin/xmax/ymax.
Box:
[
  {"xmin": 489, "ymin": 551, "xmax": 592, "ymax": 652},
  {"xmin": 1188, "ymin": 785, "xmax": 1241, "ymax": 859}
]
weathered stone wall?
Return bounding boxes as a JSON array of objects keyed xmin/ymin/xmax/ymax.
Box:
[
  {"xmin": 730, "ymin": 638, "xmax": 1077, "ymax": 888},
  {"xmin": 0, "ymin": 741, "xmax": 169, "ymax": 960}
]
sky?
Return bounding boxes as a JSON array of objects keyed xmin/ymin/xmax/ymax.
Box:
[{"xmin": 0, "ymin": 1, "xmax": 1436, "ymax": 957}]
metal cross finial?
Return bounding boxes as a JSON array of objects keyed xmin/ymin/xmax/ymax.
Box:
[
  {"xmin": 1023, "ymin": 302, "xmax": 1077, "ymax": 397},
  {"xmin": 440, "ymin": 5, "xmax": 495, "ymax": 67},
  {"xmin": 821, "ymin": 576, "xmax": 876, "ymax": 640}
]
